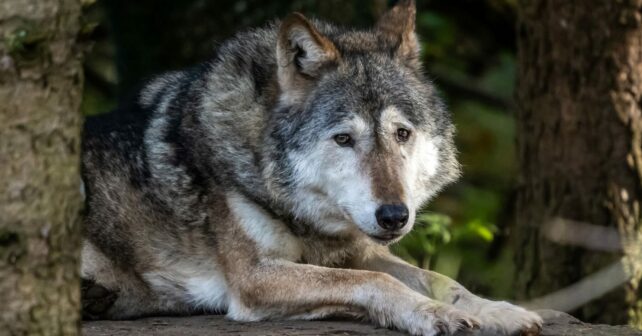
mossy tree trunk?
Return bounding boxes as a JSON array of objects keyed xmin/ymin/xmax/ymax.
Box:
[
  {"xmin": 515, "ymin": 0, "xmax": 642, "ymax": 327},
  {"xmin": 0, "ymin": 0, "xmax": 84, "ymax": 334}
]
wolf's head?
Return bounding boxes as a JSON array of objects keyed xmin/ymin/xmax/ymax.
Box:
[{"xmin": 264, "ymin": 0, "xmax": 460, "ymax": 244}]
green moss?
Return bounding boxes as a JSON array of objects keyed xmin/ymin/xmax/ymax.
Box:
[{"xmin": 4, "ymin": 24, "xmax": 48, "ymax": 62}]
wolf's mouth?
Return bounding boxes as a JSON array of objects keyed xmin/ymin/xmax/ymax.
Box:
[{"xmin": 369, "ymin": 233, "xmax": 402, "ymax": 244}]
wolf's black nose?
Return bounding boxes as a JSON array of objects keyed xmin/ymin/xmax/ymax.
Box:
[{"xmin": 375, "ymin": 204, "xmax": 409, "ymax": 231}]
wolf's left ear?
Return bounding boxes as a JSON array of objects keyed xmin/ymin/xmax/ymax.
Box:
[
  {"xmin": 277, "ymin": 13, "xmax": 339, "ymax": 104},
  {"xmin": 376, "ymin": 0, "xmax": 420, "ymax": 69}
]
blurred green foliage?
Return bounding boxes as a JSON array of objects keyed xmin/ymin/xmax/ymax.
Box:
[
  {"xmin": 392, "ymin": 213, "xmax": 453, "ymax": 269},
  {"xmin": 81, "ymin": 0, "xmax": 519, "ymax": 300}
]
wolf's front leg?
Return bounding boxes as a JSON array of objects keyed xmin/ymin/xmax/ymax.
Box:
[
  {"xmin": 355, "ymin": 247, "xmax": 542, "ymax": 335},
  {"xmin": 226, "ymin": 260, "xmax": 480, "ymax": 336}
]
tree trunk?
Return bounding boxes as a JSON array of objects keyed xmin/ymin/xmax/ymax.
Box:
[
  {"xmin": 0, "ymin": 0, "xmax": 84, "ymax": 335},
  {"xmin": 515, "ymin": 0, "xmax": 642, "ymax": 327}
]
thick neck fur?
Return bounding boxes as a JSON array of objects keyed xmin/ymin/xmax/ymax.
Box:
[{"xmin": 150, "ymin": 24, "xmax": 328, "ymax": 241}]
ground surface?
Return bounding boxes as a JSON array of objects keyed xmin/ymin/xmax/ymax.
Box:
[{"xmin": 83, "ymin": 310, "xmax": 642, "ymax": 335}]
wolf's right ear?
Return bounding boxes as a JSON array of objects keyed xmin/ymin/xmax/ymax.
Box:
[
  {"xmin": 277, "ymin": 13, "xmax": 339, "ymax": 104},
  {"xmin": 376, "ymin": 0, "xmax": 420, "ymax": 69}
]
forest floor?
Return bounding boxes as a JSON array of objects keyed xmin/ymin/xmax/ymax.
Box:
[{"xmin": 83, "ymin": 310, "xmax": 642, "ymax": 335}]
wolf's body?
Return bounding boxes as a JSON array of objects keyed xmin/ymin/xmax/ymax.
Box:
[{"xmin": 81, "ymin": 2, "xmax": 542, "ymax": 335}]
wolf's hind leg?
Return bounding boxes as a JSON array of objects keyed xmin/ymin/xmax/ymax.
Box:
[
  {"xmin": 81, "ymin": 275, "xmax": 193, "ymax": 320},
  {"xmin": 82, "ymin": 278, "xmax": 118, "ymax": 320},
  {"xmin": 81, "ymin": 240, "xmax": 191, "ymax": 319}
]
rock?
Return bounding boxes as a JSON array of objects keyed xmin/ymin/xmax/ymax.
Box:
[
  {"xmin": 83, "ymin": 310, "xmax": 642, "ymax": 336},
  {"xmin": 537, "ymin": 310, "xmax": 642, "ymax": 336},
  {"xmin": 83, "ymin": 315, "xmax": 402, "ymax": 335}
]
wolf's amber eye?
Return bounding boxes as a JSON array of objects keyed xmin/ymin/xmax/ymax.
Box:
[
  {"xmin": 396, "ymin": 128, "xmax": 411, "ymax": 142},
  {"xmin": 334, "ymin": 134, "xmax": 353, "ymax": 147}
]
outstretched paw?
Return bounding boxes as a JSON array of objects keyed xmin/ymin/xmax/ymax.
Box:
[
  {"xmin": 474, "ymin": 300, "xmax": 542, "ymax": 336},
  {"xmin": 402, "ymin": 302, "xmax": 481, "ymax": 336},
  {"xmin": 81, "ymin": 278, "xmax": 117, "ymax": 320}
]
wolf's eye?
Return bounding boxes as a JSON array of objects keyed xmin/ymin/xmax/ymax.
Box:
[
  {"xmin": 396, "ymin": 128, "xmax": 411, "ymax": 143},
  {"xmin": 334, "ymin": 134, "xmax": 353, "ymax": 147}
]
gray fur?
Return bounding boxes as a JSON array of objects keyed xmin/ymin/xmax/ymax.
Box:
[
  {"xmin": 82, "ymin": 15, "xmax": 458, "ymax": 318},
  {"xmin": 78, "ymin": 9, "xmax": 539, "ymax": 336},
  {"xmin": 81, "ymin": 9, "xmax": 541, "ymax": 336}
]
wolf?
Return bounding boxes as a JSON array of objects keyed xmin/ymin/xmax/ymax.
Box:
[{"xmin": 80, "ymin": 1, "xmax": 542, "ymax": 335}]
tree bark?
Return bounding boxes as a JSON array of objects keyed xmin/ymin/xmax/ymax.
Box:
[
  {"xmin": 515, "ymin": 0, "xmax": 642, "ymax": 327},
  {"xmin": 0, "ymin": 0, "xmax": 84, "ymax": 335}
]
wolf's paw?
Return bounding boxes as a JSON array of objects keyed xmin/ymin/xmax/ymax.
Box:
[
  {"xmin": 474, "ymin": 300, "xmax": 542, "ymax": 336},
  {"xmin": 398, "ymin": 302, "xmax": 480, "ymax": 336},
  {"xmin": 81, "ymin": 278, "xmax": 118, "ymax": 320}
]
